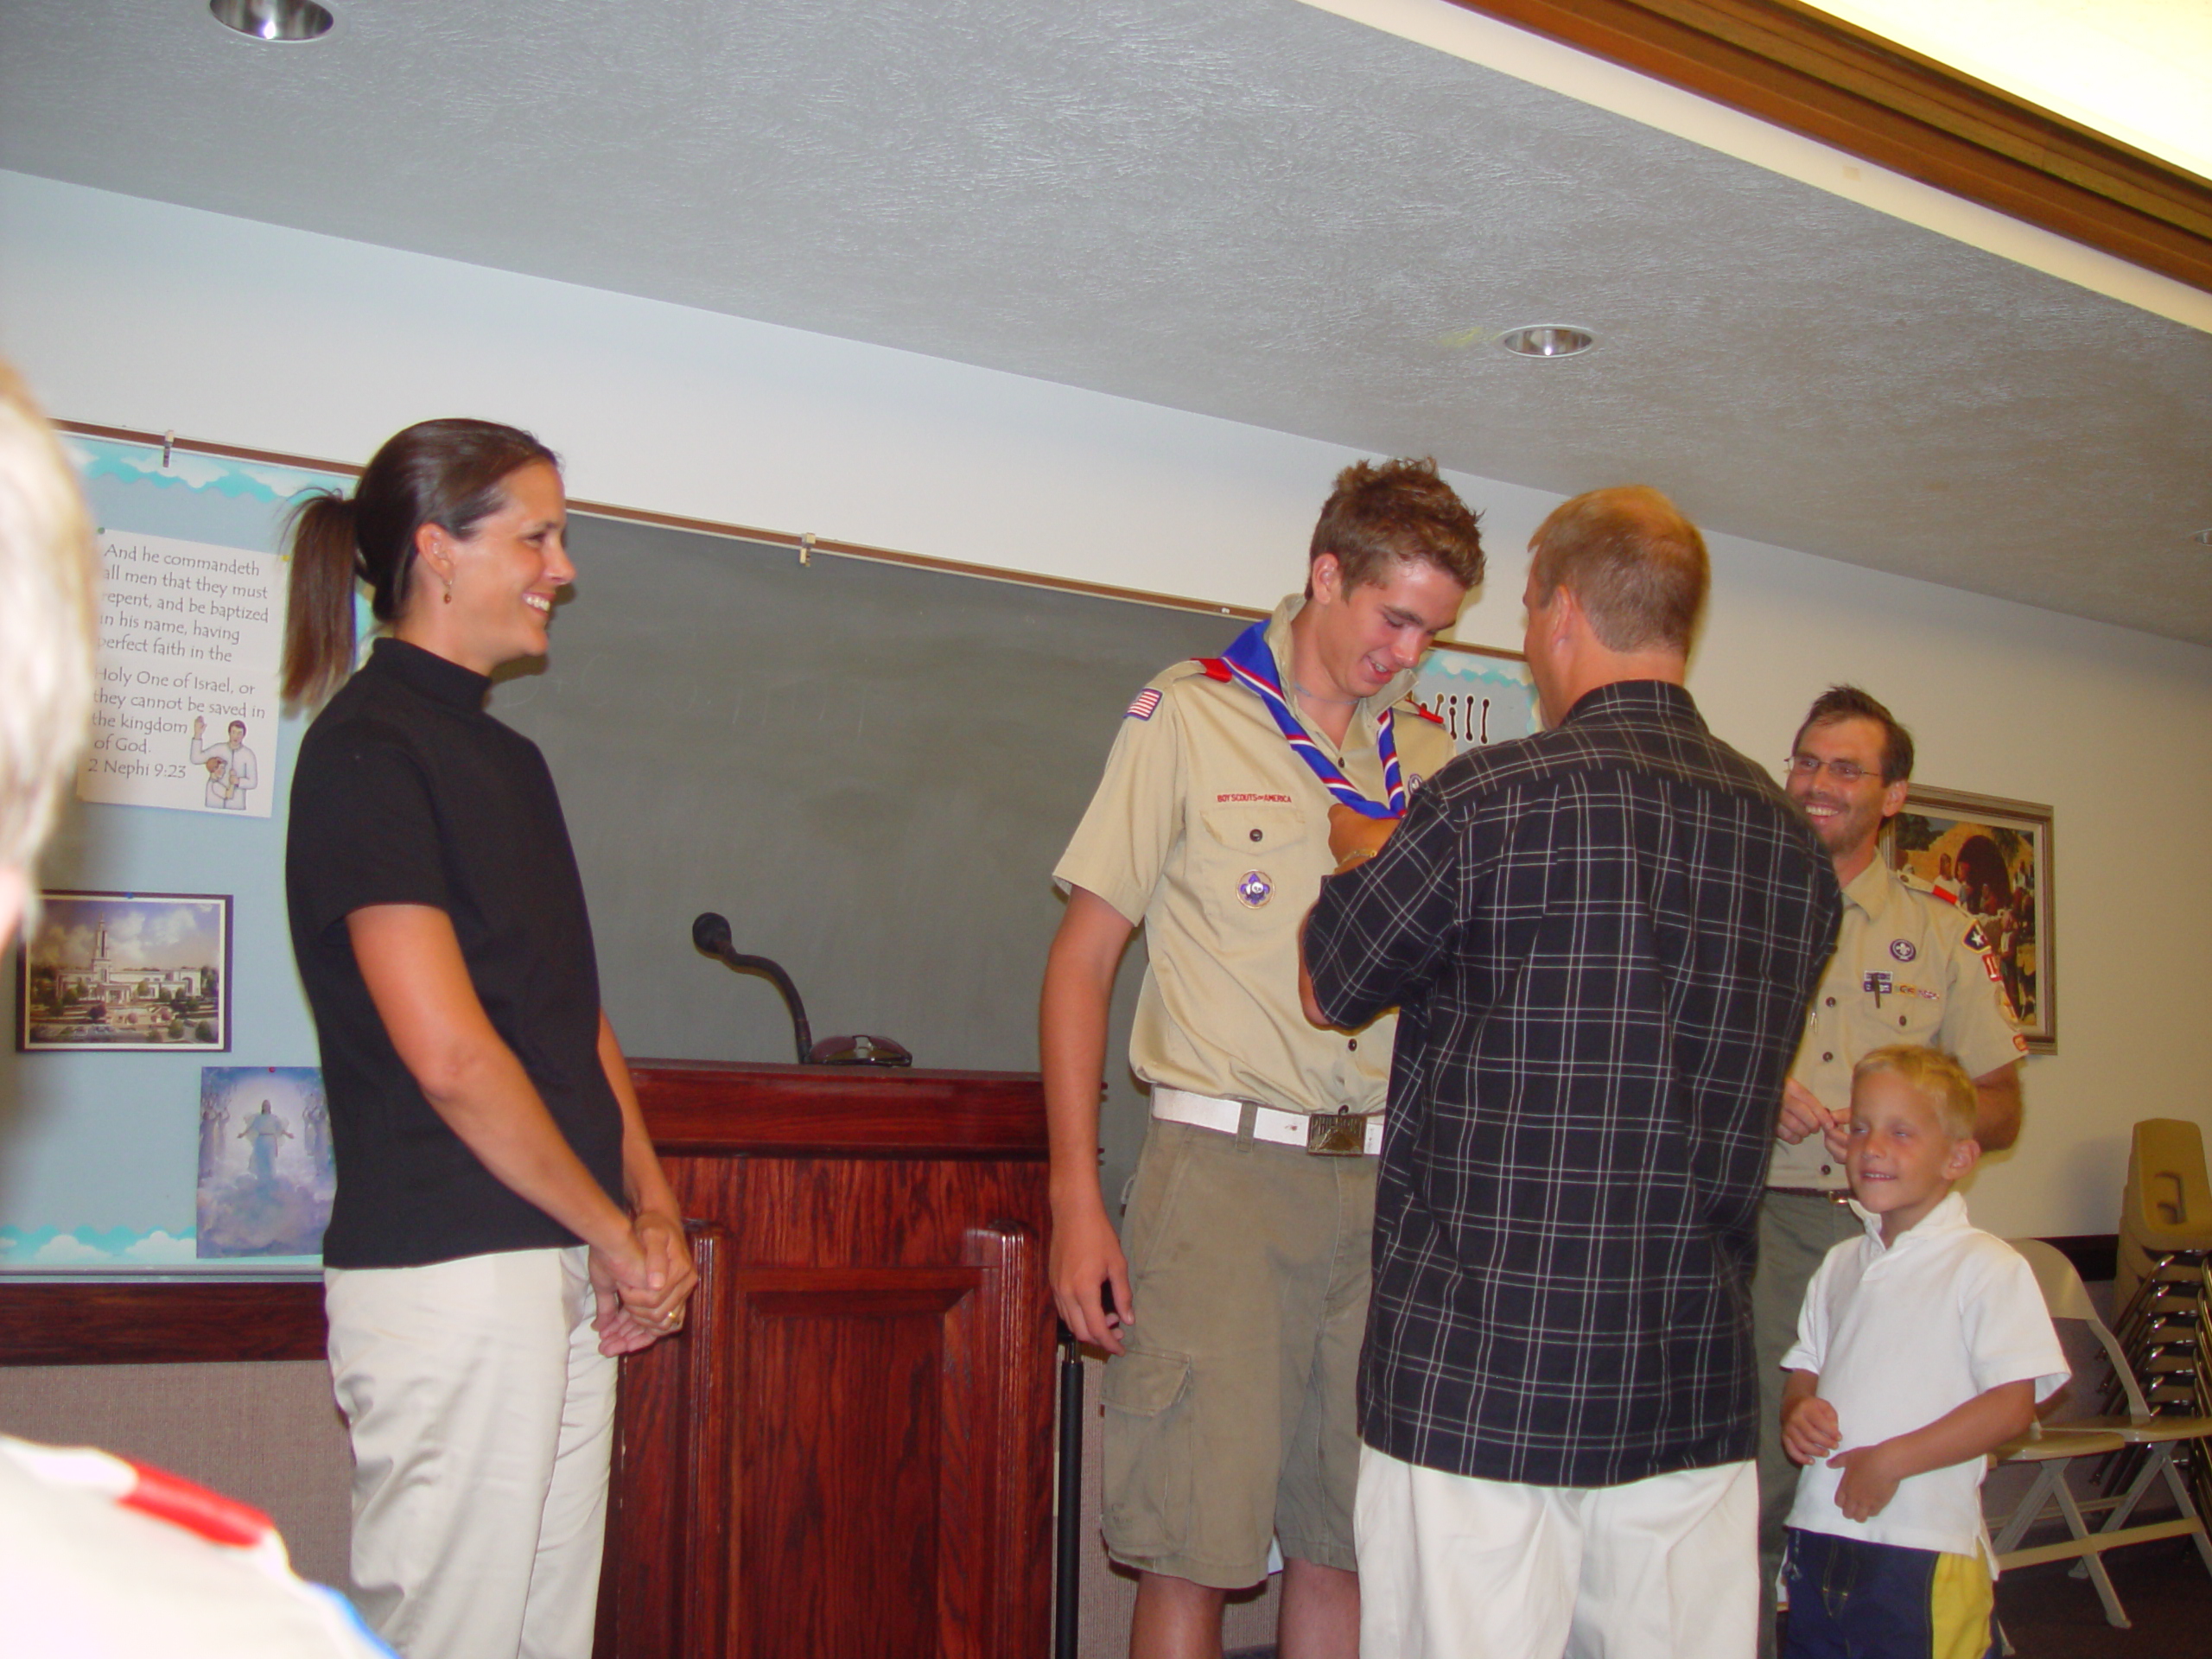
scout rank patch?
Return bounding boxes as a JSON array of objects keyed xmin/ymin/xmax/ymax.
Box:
[{"xmin": 1238, "ymin": 870, "xmax": 1274, "ymax": 907}]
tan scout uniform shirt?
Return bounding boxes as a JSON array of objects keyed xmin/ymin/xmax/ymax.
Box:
[
  {"xmin": 1770, "ymin": 857, "xmax": 2024, "ymax": 1190},
  {"xmin": 1055, "ymin": 596, "xmax": 1456, "ymax": 1116}
]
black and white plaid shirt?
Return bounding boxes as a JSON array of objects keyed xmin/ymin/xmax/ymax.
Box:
[{"xmin": 1306, "ymin": 680, "xmax": 1840, "ymax": 1488}]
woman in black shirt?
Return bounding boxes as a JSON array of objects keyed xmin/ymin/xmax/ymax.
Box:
[{"xmin": 282, "ymin": 420, "xmax": 695, "ymax": 1659}]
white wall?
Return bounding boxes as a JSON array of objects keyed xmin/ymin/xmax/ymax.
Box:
[{"xmin": 4, "ymin": 170, "xmax": 2207, "ymax": 1237}]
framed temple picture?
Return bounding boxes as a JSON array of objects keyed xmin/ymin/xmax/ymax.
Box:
[
  {"xmin": 1882, "ymin": 788, "xmax": 2054, "ymax": 1053},
  {"xmin": 16, "ymin": 890, "xmax": 232, "ymax": 1052}
]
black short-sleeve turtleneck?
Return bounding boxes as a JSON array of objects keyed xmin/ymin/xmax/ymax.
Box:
[{"xmin": 286, "ymin": 638, "xmax": 624, "ymax": 1268}]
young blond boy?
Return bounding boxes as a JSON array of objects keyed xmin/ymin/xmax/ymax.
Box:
[{"xmin": 1777, "ymin": 1046, "xmax": 2067, "ymax": 1659}]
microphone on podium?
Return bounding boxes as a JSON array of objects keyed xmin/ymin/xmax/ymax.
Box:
[{"xmin": 691, "ymin": 912, "xmax": 814, "ymax": 1065}]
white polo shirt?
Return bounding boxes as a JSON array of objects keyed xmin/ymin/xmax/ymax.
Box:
[{"xmin": 1782, "ymin": 1192, "xmax": 2067, "ymax": 1567}]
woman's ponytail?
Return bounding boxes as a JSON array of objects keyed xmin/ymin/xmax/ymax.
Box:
[{"xmin": 281, "ymin": 491, "xmax": 360, "ymax": 710}]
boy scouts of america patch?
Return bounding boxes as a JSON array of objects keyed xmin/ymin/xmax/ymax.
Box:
[
  {"xmin": 1126, "ymin": 688, "xmax": 1161, "ymax": 721},
  {"xmin": 1238, "ymin": 870, "xmax": 1273, "ymax": 907},
  {"xmin": 1889, "ymin": 939, "xmax": 1916, "ymax": 962}
]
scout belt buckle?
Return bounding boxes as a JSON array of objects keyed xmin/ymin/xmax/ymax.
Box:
[{"xmin": 1306, "ymin": 1109, "xmax": 1368, "ymax": 1157}]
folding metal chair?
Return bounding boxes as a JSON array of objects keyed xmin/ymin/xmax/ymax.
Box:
[{"xmin": 1986, "ymin": 1238, "xmax": 2212, "ymax": 1628}]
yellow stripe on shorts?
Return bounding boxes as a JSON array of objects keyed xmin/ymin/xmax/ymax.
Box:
[{"xmin": 1929, "ymin": 1548, "xmax": 1994, "ymax": 1659}]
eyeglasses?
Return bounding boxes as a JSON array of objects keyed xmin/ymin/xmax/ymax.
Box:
[{"xmin": 1785, "ymin": 755, "xmax": 1872, "ymax": 784}]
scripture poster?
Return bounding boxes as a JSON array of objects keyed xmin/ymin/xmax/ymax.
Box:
[
  {"xmin": 77, "ymin": 531, "xmax": 285, "ymax": 817},
  {"xmin": 1408, "ymin": 646, "xmax": 1539, "ymax": 758}
]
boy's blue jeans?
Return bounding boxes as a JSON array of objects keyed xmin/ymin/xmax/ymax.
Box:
[{"xmin": 1781, "ymin": 1527, "xmax": 1998, "ymax": 1659}]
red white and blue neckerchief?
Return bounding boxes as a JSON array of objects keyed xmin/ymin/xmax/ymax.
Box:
[{"xmin": 1200, "ymin": 620, "xmax": 1404, "ymax": 820}]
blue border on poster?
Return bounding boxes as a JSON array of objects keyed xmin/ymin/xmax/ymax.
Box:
[{"xmin": 0, "ymin": 437, "xmax": 349, "ymax": 1274}]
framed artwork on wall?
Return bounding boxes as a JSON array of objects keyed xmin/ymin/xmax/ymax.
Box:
[
  {"xmin": 197, "ymin": 1066, "xmax": 334, "ymax": 1259},
  {"xmin": 16, "ymin": 890, "xmax": 232, "ymax": 1052},
  {"xmin": 1883, "ymin": 788, "xmax": 2054, "ymax": 1053}
]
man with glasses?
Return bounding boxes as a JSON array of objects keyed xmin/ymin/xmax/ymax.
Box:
[{"xmin": 1753, "ymin": 685, "xmax": 2027, "ymax": 1653}]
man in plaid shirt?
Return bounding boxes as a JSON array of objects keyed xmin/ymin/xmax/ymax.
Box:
[{"xmin": 1302, "ymin": 486, "xmax": 1840, "ymax": 1659}]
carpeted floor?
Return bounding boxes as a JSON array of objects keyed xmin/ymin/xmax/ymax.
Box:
[{"xmin": 1993, "ymin": 1535, "xmax": 2212, "ymax": 1659}]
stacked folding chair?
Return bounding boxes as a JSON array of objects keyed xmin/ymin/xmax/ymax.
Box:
[
  {"xmin": 2201, "ymin": 1258, "xmax": 2212, "ymax": 1540},
  {"xmin": 2113, "ymin": 1119, "xmax": 2211, "ymax": 1337},
  {"xmin": 1986, "ymin": 1239, "xmax": 2212, "ymax": 1629},
  {"xmin": 2110, "ymin": 1121, "xmax": 2212, "ymax": 1433}
]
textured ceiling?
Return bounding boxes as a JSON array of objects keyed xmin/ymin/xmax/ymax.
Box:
[{"xmin": 2, "ymin": 0, "xmax": 2209, "ymax": 641}]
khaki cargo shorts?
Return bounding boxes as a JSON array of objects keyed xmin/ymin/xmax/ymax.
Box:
[{"xmin": 1100, "ymin": 1116, "xmax": 1376, "ymax": 1588}]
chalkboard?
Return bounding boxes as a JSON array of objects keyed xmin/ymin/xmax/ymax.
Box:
[{"xmin": 494, "ymin": 512, "xmax": 1243, "ymax": 1212}]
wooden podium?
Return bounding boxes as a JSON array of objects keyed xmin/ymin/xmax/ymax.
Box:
[{"xmin": 595, "ymin": 1060, "xmax": 1053, "ymax": 1659}]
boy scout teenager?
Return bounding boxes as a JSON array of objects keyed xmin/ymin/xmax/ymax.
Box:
[
  {"xmin": 1042, "ymin": 458, "xmax": 1483, "ymax": 1659},
  {"xmin": 1755, "ymin": 686, "xmax": 2026, "ymax": 1655}
]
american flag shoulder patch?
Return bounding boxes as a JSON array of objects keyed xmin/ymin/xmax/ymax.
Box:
[{"xmin": 1127, "ymin": 688, "xmax": 1161, "ymax": 721}]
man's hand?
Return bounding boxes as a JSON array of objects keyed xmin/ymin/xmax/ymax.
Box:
[
  {"xmin": 1829, "ymin": 1440, "xmax": 1907, "ymax": 1522},
  {"xmin": 1050, "ymin": 1199, "xmax": 1133, "ymax": 1356},
  {"xmin": 1781, "ymin": 1391, "xmax": 1842, "ymax": 1467},
  {"xmin": 1777, "ymin": 1077, "xmax": 1845, "ymax": 1156},
  {"xmin": 1327, "ymin": 804, "xmax": 1395, "ymax": 869}
]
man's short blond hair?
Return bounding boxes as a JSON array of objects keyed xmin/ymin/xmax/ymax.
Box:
[
  {"xmin": 1527, "ymin": 485, "xmax": 1707, "ymax": 653},
  {"xmin": 0, "ymin": 362, "xmax": 98, "ymax": 876},
  {"xmin": 1853, "ymin": 1045, "xmax": 1978, "ymax": 1141}
]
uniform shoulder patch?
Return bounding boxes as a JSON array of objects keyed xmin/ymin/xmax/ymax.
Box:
[
  {"xmin": 1962, "ymin": 923, "xmax": 1990, "ymax": 952},
  {"xmin": 1126, "ymin": 657, "xmax": 1214, "ymax": 717}
]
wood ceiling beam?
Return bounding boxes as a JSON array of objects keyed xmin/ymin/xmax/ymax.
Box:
[{"xmin": 1448, "ymin": 0, "xmax": 2212, "ymax": 296}]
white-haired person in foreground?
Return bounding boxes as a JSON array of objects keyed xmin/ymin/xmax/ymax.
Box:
[
  {"xmin": 0, "ymin": 361, "xmax": 397, "ymax": 1658},
  {"xmin": 0, "ymin": 361, "xmax": 95, "ymax": 944}
]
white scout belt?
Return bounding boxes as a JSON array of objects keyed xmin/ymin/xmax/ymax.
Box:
[{"xmin": 1151, "ymin": 1084, "xmax": 1383, "ymax": 1157}]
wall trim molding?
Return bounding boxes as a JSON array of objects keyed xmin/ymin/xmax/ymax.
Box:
[
  {"xmin": 0, "ymin": 1280, "xmax": 326, "ymax": 1366},
  {"xmin": 1450, "ymin": 0, "xmax": 2212, "ymax": 295},
  {"xmin": 0, "ymin": 1234, "xmax": 2122, "ymax": 1365}
]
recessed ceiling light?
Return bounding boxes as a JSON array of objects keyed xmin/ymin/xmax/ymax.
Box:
[
  {"xmin": 1497, "ymin": 324, "xmax": 1597, "ymax": 359},
  {"xmin": 208, "ymin": 0, "xmax": 334, "ymax": 42}
]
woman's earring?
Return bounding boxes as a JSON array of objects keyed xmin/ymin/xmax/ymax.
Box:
[{"xmin": 442, "ymin": 576, "xmax": 453, "ymax": 605}]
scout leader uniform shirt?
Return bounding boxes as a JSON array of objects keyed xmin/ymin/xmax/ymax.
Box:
[
  {"xmin": 1770, "ymin": 859, "xmax": 2024, "ymax": 1192},
  {"xmin": 1055, "ymin": 595, "xmax": 1455, "ymax": 1117}
]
